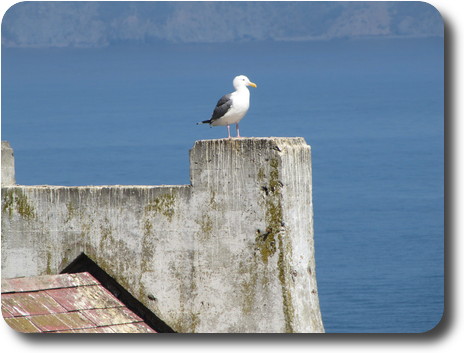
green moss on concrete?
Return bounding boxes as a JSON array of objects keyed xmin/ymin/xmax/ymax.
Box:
[
  {"xmin": 268, "ymin": 158, "xmax": 281, "ymax": 193},
  {"xmin": 99, "ymin": 221, "xmax": 113, "ymax": 245},
  {"xmin": 255, "ymin": 229, "xmax": 276, "ymax": 264},
  {"xmin": 143, "ymin": 218, "xmax": 153, "ymax": 237},
  {"xmin": 255, "ymin": 157, "xmax": 296, "ymax": 332},
  {"xmin": 189, "ymin": 312, "xmax": 200, "ymax": 333},
  {"xmin": 255, "ymin": 158, "xmax": 283, "ymax": 264},
  {"xmin": 145, "ymin": 192, "xmax": 176, "ymax": 221},
  {"xmin": 1, "ymin": 189, "xmax": 35, "ymax": 220},
  {"xmin": 65, "ymin": 202, "xmax": 76, "ymax": 223},
  {"xmin": 46, "ymin": 252, "xmax": 52, "ymax": 275},
  {"xmin": 141, "ymin": 229, "xmax": 155, "ymax": 263},
  {"xmin": 277, "ymin": 233, "xmax": 295, "ymax": 333},
  {"xmin": 168, "ymin": 262, "xmax": 200, "ymax": 333},
  {"xmin": 2, "ymin": 190, "xmax": 14, "ymax": 217},
  {"xmin": 238, "ymin": 259, "xmax": 259, "ymax": 316},
  {"xmin": 257, "ymin": 167, "xmax": 265, "ymax": 182},
  {"xmin": 196, "ymin": 214, "xmax": 213, "ymax": 241},
  {"xmin": 79, "ymin": 222, "xmax": 92, "ymax": 239},
  {"xmin": 209, "ymin": 190, "xmax": 219, "ymax": 211},
  {"xmin": 139, "ymin": 219, "xmax": 155, "ymax": 302}
]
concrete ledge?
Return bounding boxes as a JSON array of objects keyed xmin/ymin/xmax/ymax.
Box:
[
  {"xmin": 1, "ymin": 138, "xmax": 324, "ymax": 333},
  {"xmin": 1, "ymin": 141, "xmax": 15, "ymax": 186}
]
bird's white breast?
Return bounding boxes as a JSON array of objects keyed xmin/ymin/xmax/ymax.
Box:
[{"xmin": 212, "ymin": 89, "xmax": 250, "ymax": 126}]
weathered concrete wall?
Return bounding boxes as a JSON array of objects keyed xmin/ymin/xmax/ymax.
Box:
[
  {"xmin": 1, "ymin": 141, "xmax": 15, "ymax": 186},
  {"xmin": 1, "ymin": 138, "xmax": 324, "ymax": 333}
]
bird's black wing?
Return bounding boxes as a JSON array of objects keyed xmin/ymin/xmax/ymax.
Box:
[{"xmin": 210, "ymin": 93, "xmax": 233, "ymax": 122}]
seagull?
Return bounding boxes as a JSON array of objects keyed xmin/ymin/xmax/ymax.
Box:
[{"xmin": 198, "ymin": 75, "xmax": 257, "ymax": 138}]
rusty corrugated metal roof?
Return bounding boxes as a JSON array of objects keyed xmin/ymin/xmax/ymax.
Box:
[{"xmin": 1, "ymin": 272, "xmax": 157, "ymax": 333}]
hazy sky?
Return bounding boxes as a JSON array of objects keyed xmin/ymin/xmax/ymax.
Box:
[{"xmin": 2, "ymin": 1, "xmax": 443, "ymax": 48}]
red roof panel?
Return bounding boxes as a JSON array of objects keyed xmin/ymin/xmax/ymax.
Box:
[
  {"xmin": 81, "ymin": 307, "xmax": 141, "ymax": 326},
  {"xmin": 108, "ymin": 322, "xmax": 157, "ymax": 333},
  {"xmin": 3, "ymin": 316, "xmax": 42, "ymax": 333},
  {"xmin": 45, "ymin": 285, "xmax": 123, "ymax": 311},
  {"xmin": 28, "ymin": 312, "xmax": 95, "ymax": 332},
  {"xmin": 57, "ymin": 326, "xmax": 117, "ymax": 333},
  {"xmin": 1, "ymin": 291, "xmax": 67, "ymax": 316},
  {"xmin": 1, "ymin": 272, "xmax": 98, "ymax": 293},
  {"xmin": 1, "ymin": 272, "xmax": 157, "ymax": 333}
]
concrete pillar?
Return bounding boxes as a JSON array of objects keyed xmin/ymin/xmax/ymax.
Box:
[
  {"xmin": 189, "ymin": 138, "xmax": 323, "ymax": 332},
  {"xmin": 1, "ymin": 141, "xmax": 16, "ymax": 186},
  {"xmin": 1, "ymin": 137, "xmax": 324, "ymax": 333}
]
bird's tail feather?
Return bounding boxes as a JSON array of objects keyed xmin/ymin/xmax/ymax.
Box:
[{"xmin": 197, "ymin": 119, "xmax": 211, "ymax": 125}]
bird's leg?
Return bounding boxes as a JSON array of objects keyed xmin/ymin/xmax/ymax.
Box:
[
  {"xmin": 227, "ymin": 125, "xmax": 231, "ymax": 138},
  {"xmin": 236, "ymin": 123, "xmax": 241, "ymax": 138}
]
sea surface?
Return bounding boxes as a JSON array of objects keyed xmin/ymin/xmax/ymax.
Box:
[{"xmin": 1, "ymin": 38, "xmax": 444, "ymax": 333}]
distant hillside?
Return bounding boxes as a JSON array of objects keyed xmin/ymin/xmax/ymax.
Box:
[{"xmin": 2, "ymin": 2, "xmax": 443, "ymax": 48}]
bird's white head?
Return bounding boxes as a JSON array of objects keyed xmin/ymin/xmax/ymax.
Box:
[{"xmin": 233, "ymin": 75, "xmax": 257, "ymax": 90}]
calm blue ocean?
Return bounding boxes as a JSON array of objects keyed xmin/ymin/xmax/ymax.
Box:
[{"xmin": 1, "ymin": 38, "xmax": 444, "ymax": 333}]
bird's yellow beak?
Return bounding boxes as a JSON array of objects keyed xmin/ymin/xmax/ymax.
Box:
[{"xmin": 248, "ymin": 82, "xmax": 257, "ymax": 88}]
